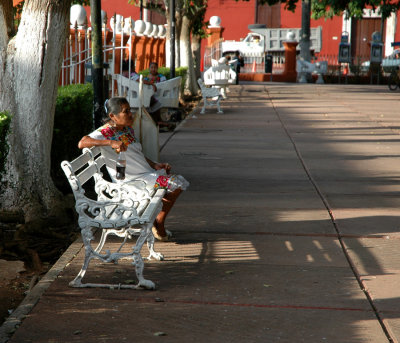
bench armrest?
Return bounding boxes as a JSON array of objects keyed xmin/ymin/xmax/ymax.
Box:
[
  {"xmin": 94, "ymin": 175, "xmax": 152, "ymax": 202},
  {"xmin": 75, "ymin": 196, "xmax": 142, "ymax": 230}
]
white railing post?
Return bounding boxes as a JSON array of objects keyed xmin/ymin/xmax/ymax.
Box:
[{"xmin": 111, "ymin": 14, "xmax": 116, "ymax": 97}]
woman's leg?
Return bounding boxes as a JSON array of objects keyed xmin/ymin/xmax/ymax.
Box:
[{"xmin": 153, "ymin": 188, "xmax": 182, "ymax": 238}]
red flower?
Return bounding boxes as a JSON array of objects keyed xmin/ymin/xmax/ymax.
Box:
[
  {"xmin": 101, "ymin": 126, "xmax": 114, "ymax": 139},
  {"xmin": 156, "ymin": 175, "xmax": 169, "ymax": 188}
]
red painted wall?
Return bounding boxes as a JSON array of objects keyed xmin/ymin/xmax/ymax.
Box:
[
  {"xmin": 205, "ymin": 0, "xmax": 255, "ymax": 41},
  {"xmin": 212, "ymin": 2, "xmax": 343, "ymax": 56},
  {"xmin": 395, "ymin": 13, "xmax": 400, "ymax": 43},
  {"xmin": 100, "ymin": 0, "xmax": 140, "ymax": 20},
  {"xmin": 314, "ymin": 17, "xmax": 343, "ymax": 56}
]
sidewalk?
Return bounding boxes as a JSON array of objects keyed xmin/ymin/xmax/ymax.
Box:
[{"xmin": 2, "ymin": 82, "xmax": 400, "ymax": 343}]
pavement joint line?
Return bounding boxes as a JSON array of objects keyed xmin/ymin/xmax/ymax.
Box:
[
  {"xmin": 38, "ymin": 293, "xmax": 375, "ymax": 313},
  {"xmin": 172, "ymin": 230, "xmax": 391, "ymax": 239},
  {"xmin": 267, "ymin": 88, "xmax": 395, "ymax": 343}
]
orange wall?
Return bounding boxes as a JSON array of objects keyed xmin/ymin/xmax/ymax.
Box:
[{"xmin": 395, "ymin": 13, "xmax": 400, "ymax": 43}]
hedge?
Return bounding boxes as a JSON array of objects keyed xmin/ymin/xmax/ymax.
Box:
[{"xmin": 51, "ymin": 83, "xmax": 94, "ymax": 193}]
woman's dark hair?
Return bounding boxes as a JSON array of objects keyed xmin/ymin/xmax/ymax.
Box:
[
  {"xmin": 149, "ymin": 62, "xmax": 158, "ymax": 68},
  {"xmin": 103, "ymin": 97, "xmax": 129, "ymax": 123}
]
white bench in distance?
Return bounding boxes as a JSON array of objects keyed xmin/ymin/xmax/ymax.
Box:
[
  {"xmin": 203, "ymin": 59, "xmax": 236, "ymax": 99},
  {"xmin": 61, "ymin": 146, "xmax": 166, "ymax": 290},
  {"xmin": 197, "ymin": 78, "xmax": 223, "ymax": 114}
]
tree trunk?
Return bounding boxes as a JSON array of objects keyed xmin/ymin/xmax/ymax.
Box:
[
  {"xmin": 175, "ymin": 11, "xmax": 182, "ymax": 67},
  {"xmin": 164, "ymin": 3, "xmax": 180, "ymax": 69},
  {"xmin": 0, "ymin": 0, "xmax": 72, "ymax": 223},
  {"xmin": 191, "ymin": 34, "xmax": 202, "ymax": 80},
  {"xmin": 180, "ymin": 15, "xmax": 198, "ymax": 95}
]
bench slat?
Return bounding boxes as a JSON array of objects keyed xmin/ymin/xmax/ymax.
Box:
[
  {"xmin": 140, "ymin": 189, "xmax": 165, "ymax": 222},
  {"xmin": 77, "ymin": 163, "xmax": 99, "ymax": 185},
  {"xmin": 69, "ymin": 151, "xmax": 92, "ymax": 172}
]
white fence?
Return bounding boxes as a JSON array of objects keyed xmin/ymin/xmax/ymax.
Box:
[{"xmin": 60, "ymin": 20, "xmax": 166, "ymax": 97}]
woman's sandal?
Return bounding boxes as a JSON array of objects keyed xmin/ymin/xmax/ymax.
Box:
[{"xmin": 152, "ymin": 226, "xmax": 172, "ymax": 242}]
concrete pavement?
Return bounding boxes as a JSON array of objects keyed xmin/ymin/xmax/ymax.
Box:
[{"xmin": 2, "ymin": 82, "xmax": 400, "ymax": 342}]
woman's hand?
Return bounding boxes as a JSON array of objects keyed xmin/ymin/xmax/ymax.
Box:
[
  {"xmin": 109, "ymin": 140, "xmax": 127, "ymax": 153},
  {"xmin": 154, "ymin": 162, "xmax": 171, "ymax": 174}
]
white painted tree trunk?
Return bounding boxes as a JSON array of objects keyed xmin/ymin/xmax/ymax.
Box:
[
  {"xmin": 180, "ymin": 15, "xmax": 198, "ymax": 95},
  {"xmin": 0, "ymin": 0, "xmax": 71, "ymax": 222},
  {"xmin": 192, "ymin": 34, "xmax": 202, "ymax": 80}
]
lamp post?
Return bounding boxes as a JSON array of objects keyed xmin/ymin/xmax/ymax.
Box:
[
  {"xmin": 170, "ymin": 0, "xmax": 176, "ymax": 78},
  {"xmin": 300, "ymin": 0, "xmax": 311, "ymax": 62},
  {"xmin": 90, "ymin": 0, "xmax": 104, "ymax": 128}
]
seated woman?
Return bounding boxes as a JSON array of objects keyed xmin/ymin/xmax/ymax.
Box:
[
  {"xmin": 142, "ymin": 62, "xmax": 174, "ymax": 130},
  {"xmin": 77, "ymin": 97, "xmax": 189, "ymax": 241}
]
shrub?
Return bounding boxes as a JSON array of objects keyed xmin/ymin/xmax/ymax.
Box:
[
  {"xmin": 51, "ymin": 83, "xmax": 94, "ymax": 193},
  {"xmin": 0, "ymin": 111, "xmax": 11, "ymax": 178}
]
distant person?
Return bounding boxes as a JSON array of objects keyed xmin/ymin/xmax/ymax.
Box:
[
  {"xmin": 142, "ymin": 62, "xmax": 174, "ymax": 130},
  {"xmin": 229, "ymin": 51, "xmax": 244, "ymax": 85}
]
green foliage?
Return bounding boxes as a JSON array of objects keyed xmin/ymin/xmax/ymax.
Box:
[
  {"xmin": 238, "ymin": 0, "xmax": 400, "ymax": 19},
  {"xmin": 51, "ymin": 83, "xmax": 94, "ymax": 193},
  {"xmin": 138, "ymin": 66, "xmax": 188, "ymax": 93},
  {"xmin": 72, "ymin": 0, "xmax": 91, "ymax": 5},
  {"xmin": 0, "ymin": 111, "xmax": 12, "ymax": 178},
  {"xmin": 311, "ymin": 0, "xmax": 400, "ymax": 19}
]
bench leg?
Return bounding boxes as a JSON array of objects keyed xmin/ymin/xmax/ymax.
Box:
[
  {"xmin": 200, "ymin": 98, "xmax": 206, "ymax": 114},
  {"xmin": 69, "ymin": 226, "xmax": 156, "ymax": 289},
  {"xmin": 146, "ymin": 230, "xmax": 165, "ymax": 261},
  {"xmin": 216, "ymin": 97, "xmax": 223, "ymax": 113},
  {"xmin": 220, "ymin": 87, "xmax": 227, "ymax": 99},
  {"xmin": 132, "ymin": 224, "xmax": 156, "ymax": 289},
  {"xmin": 69, "ymin": 227, "xmax": 95, "ymax": 287}
]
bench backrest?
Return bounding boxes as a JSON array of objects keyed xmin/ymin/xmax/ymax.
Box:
[
  {"xmin": 203, "ymin": 65, "xmax": 236, "ymax": 86},
  {"xmin": 154, "ymin": 76, "xmax": 181, "ymax": 108},
  {"xmin": 61, "ymin": 146, "xmax": 106, "ymax": 198},
  {"xmin": 113, "ymin": 74, "xmax": 153, "ymax": 108}
]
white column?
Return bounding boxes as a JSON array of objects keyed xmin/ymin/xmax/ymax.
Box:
[
  {"xmin": 385, "ymin": 12, "xmax": 397, "ymax": 56},
  {"xmin": 342, "ymin": 12, "xmax": 352, "ymax": 43}
]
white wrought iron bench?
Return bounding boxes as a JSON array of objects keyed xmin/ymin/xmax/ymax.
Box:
[
  {"xmin": 203, "ymin": 61, "xmax": 236, "ymax": 99},
  {"xmin": 197, "ymin": 78, "xmax": 223, "ymax": 114},
  {"xmin": 296, "ymin": 60, "xmax": 328, "ymax": 84},
  {"xmin": 61, "ymin": 146, "xmax": 166, "ymax": 290}
]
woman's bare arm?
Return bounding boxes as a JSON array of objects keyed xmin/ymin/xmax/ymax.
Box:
[{"xmin": 78, "ymin": 136, "xmax": 126, "ymax": 151}]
